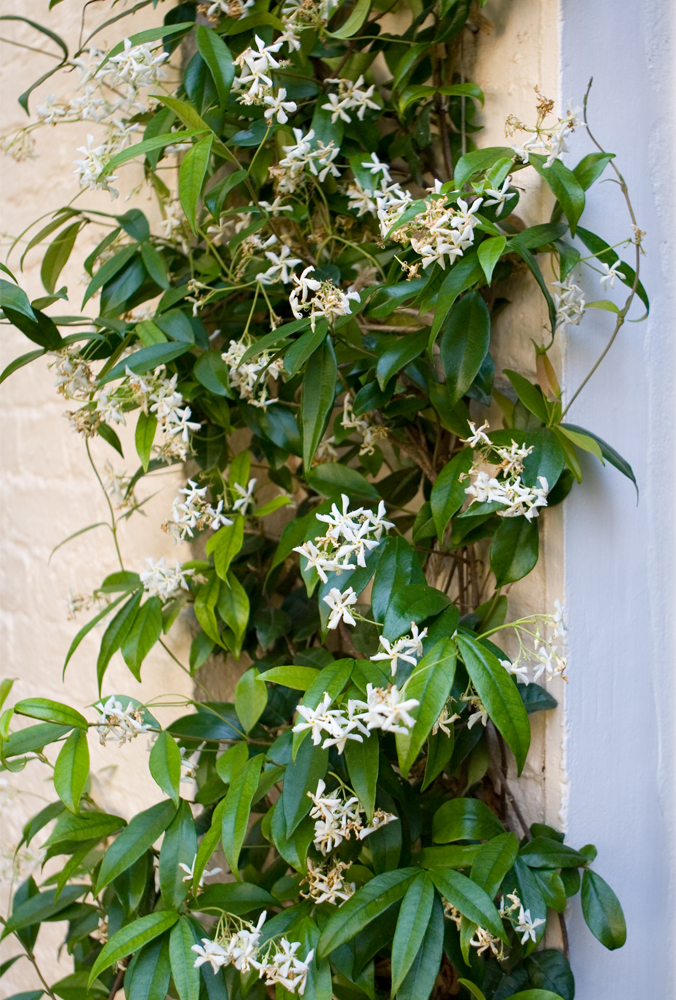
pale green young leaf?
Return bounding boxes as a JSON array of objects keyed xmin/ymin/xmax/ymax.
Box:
[
  {"xmin": 14, "ymin": 698, "xmax": 87, "ymax": 731},
  {"xmin": 179, "ymin": 133, "xmax": 214, "ymax": 233},
  {"xmin": 234, "ymin": 668, "xmax": 268, "ymax": 733},
  {"xmin": 221, "ymin": 754, "xmax": 265, "ymax": 877},
  {"xmin": 149, "ymin": 730, "xmax": 182, "ymax": 807},
  {"xmin": 88, "ymin": 911, "xmax": 178, "ymax": 986},
  {"xmin": 258, "ymin": 665, "xmax": 319, "ymax": 690}
]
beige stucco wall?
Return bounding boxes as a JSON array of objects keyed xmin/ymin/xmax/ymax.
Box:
[{"xmin": 0, "ymin": 0, "xmax": 565, "ymax": 992}]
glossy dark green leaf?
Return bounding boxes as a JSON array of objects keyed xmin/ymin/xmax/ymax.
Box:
[
  {"xmin": 159, "ymin": 800, "xmax": 197, "ymax": 908},
  {"xmin": 371, "ymin": 536, "xmax": 426, "ymax": 626},
  {"xmin": 222, "ymin": 754, "xmax": 265, "ymax": 876},
  {"xmin": 390, "ymin": 872, "xmax": 434, "ymax": 993},
  {"xmin": 97, "ymin": 799, "xmax": 177, "ymax": 891},
  {"xmin": 301, "ymin": 335, "xmax": 336, "ymax": 472},
  {"xmin": 529, "ymin": 154, "xmax": 585, "ymax": 235},
  {"xmin": 99, "ymin": 341, "xmax": 192, "ymax": 385},
  {"xmin": 526, "ymin": 949, "xmax": 575, "ymax": 1000},
  {"xmin": 2, "ymin": 723, "xmax": 71, "ymax": 759},
  {"xmin": 430, "ymin": 448, "xmax": 474, "ymax": 543},
  {"xmin": 456, "ymin": 634, "xmax": 530, "ymax": 773},
  {"xmin": 40, "ymin": 222, "xmax": 81, "ymax": 294},
  {"xmin": 470, "ymin": 832, "xmax": 519, "ymax": 898},
  {"xmin": 477, "ymin": 234, "xmax": 507, "ymax": 283},
  {"xmin": 519, "ymin": 837, "xmax": 589, "ymax": 869},
  {"xmin": 53, "ymin": 728, "xmax": 89, "ymax": 814},
  {"xmin": 375, "ymin": 329, "xmax": 429, "ymax": 390},
  {"xmin": 430, "ymin": 253, "xmax": 484, "ymax": 340},
  {"xmin": 562, "ymin": 423, "xmax": 637, "ymax": 498},
  {"xmin": 179, "ymin": 133, "xmax": 214, "ymax": 233},
  {"xmin": 45, "ymin": 809, "xmax": 124, "ymax": 849},
  {"xmin": 439, "ymin": 292, "xmax": 491, "ymax": 408},
  {"xmin": 283, "ymin": 738, "xmax": 328, "ymax": 835},
  {"xmin": 306, "ymin": 462, "xmax": 380, "ymax": 501},
  {"xmin": 126, "ymin": 936, "xmax": 172, "ymax": 1000},
  {"xmin": 490, "ymin": 515, "xmax": 539, "ymax": 587},
  {"xmin": 0, "ymin": 348, "xmax": 46, "ymax": 385},
  {"xmin": 432, "ymin": 797, "xmax": 505, "ymax": 843},
  {"xmin": 396, "ymin": 893, "xmax": 445, "ymax": 1000},
  {"xmin": 503, "ymin": 370, "xmax": 548, "ymax": 423},
  {"xmin": 196, "ymin": 25, "xmax": 234, "ymax": 109},
  {"xmin": 88, "ymin": 911, "xmax": 178, "ymax": 986},
  {"xmin": 206, "ymin": 516, "xmax": 244, "ymax": 582},
  {"xmin": 194, "ymin": 350, "xmax": 232, "ymax": 397},
  {"xmin": 135, "ymin": 411, "xmax": 157, "ymax": 473},
  {"xmin": 429, "ymin": 868, "xmax": 507, "ymax": 942},
  {"xmin": 581, "ymin": 869, "xmax": 626, "ymax": 950},
  {"xmin": 383, "ymin": 584, "xmax": 450, "ymax": 641},
  {"xmin": 344, "ymin": 726, "xmax": 379, "ymax": 820},
  {"xmin": 317, "ymin": 868, "xmax": 419, "ymax": 960},
  {"xmin": 454, "ymin": 146, "xmax": 515, "ymax": 188}
]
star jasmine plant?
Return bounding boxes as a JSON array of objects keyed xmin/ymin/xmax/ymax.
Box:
[{"xmin": 0, "ymin": 1, "xmax": 645, "ymax": 998}]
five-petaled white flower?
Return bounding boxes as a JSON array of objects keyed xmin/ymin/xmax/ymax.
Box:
[
  {"xmin": 263, "ymin": 88, "xmax": 298, "ymax": 124},
  {"xmin": 323, "ymin": 586, "xmax": 358, "ymax": 629}
]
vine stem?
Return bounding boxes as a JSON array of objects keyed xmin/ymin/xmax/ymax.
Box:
[
  {"xmin": 23, "ymin": 948, "xmax": 58, "ymax": 1000},
  {"xmin": 159, "ymin": 638, "xmax": 215, "ymax": 702},
  {"xmin": 107, "ymin": 965, "xmax": 125, "ymax": 999},
  {"xmin": 85, "ymin": 439, "xmax": 124, "ymax": 571},
  {"xmin": 561, "ymin": 78, "xmax": 642, "ymax": 417}
]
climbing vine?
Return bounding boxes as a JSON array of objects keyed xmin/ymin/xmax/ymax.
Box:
[{"xmin": 0, "ymin": 1, "xmax": 645, "ymax": 999}]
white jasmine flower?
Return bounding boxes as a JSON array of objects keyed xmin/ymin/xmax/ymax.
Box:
[
  {"xmin": 552, "ymin": 274, "xmax": 586, "ymax": 327},
  {"xmin": 179, "ymin": 853, "xmax": 222, "ymax": 888},
  {"xmin": 232, "ymin": 478, "xmax": 257, "ymax": 514},
  {"xmin": 263, "ymin": 88, "xmax": 298, "ymax": 124},
  {"xmin": 370, "ymin": 624, "xmax": 427, "ymax": 676},
  {"xmin": 259, "ymin": 244, "xmax": 302, "ymax": 284},
  {"xmin": 464, "ymin": 420, "xmax": 492, "ymax": 448},
  {"xmin": 192, "ymin": 938, "xmax": 230, "ymax": 974},
  {"xmin": 323, "ymin": 586, "xmax": 358, "ymax": 629},
  {"xmin": 500, "ymin": 658, "xmax": 530, "ymax": 685},
  {"xmin": 351, "ymin": 684, "xmax": 419, "ymax": 734},
  {"xmin": 598, "ymin": 260, "xmax": 622, "ymax": 289},
  {"xmin": 94, "ymin": 696, "xmax": 150, "ymax": 745},
  {"xmin": 482, "ymin": 177, "xmax": 517, "ymax": 212},
  {"xmin": 36, "ymin": 94, "xmax": 67, "ymax": 124},
  {"xmin": 515, "ymin": 905, "xmax": 546, "ymax": 944},
  {"xmin": 140, "ymin": 556, "xmax": 193, "ymax": 602},
  {"xmin": 361, "ymin": 153, "xmax": 392, "ymax": 185},
  {"xmin": 73, "ymin": 134, "xmax": 118, "ymax": 198}
]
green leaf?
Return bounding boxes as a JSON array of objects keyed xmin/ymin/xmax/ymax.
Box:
[
  {"xmin": 207, "ymin": 516, "xmax": 244, "ymax": 581},
  {"xmin": 105, "ymin": 128, "xmax": 207, "ymax": 174},
  {"xmin": 429, "ymin": 868, "xmax": 507, "ymax": 942},
  {"xmin": 97, "ymin": 422, "xmax": 124, "ymax": 458},
  {"xmin": 44, "ymin": 809, "xmax": 124, "ymax": 848},
  {"xmin": 196, "ymin": 25, "xmax": 234, "ymax": 110},
  {"xmin": 503, "ymin": 369, "xmax": 548, "ymax": 423},
  {"xmin": 82, "ymin": 245, "xmax": 137, "ymax": 306},
  {"xmin": 306, "ymin": 462, "xmax": 380, "ymax": 501},
  {"xmin": 573, "ymin": 151, "xmax": 615, "ymax": 190},
  {"xmin": 471, "ymin": 831, "xmax": 519, "ymax": 897},
  {"xmin": 490, "ymin": 515, "xmax": 539, "ymax": 587},
  {"xmin": 41, "ymin": 222, "xmax": 81, "ymax": 294},
  {"xmin": 179, "ymin": 133, "xmax": 214, "ymax": 233},
  {"xmin": 509, "ymin": 243, "xmax": 558, "ymax": 332},
  {"xmin": 88, "ymin": 911, "xmax": 178, "ymax": 986},
  {"xmin": 430, "ymin": 254, "xmax": 484, "ymax": 340},
  {"xmin": 454, "ymin": 146, "xmax": 515, "ymax": 188},
  {"xmin": 159, "ymin": 800, "xmax": 197, "ymax": 909},
  {"xmin": 97, "ymin": 799, "xmax": 177, "ymax": 892},
  {"xmin": 529, "ymin": 154, "xmax": 585, "ymax": 235},
  {"xmin": 458, "ymin": 981, "xmax": 486, "ymax": 1000},
  {"xmin": 456, "ymin": 634, "xmax": 530, "ymax": 773},
  {"xmin": 125, "ymin": 936, "xmax": 172, "ymax": 1000},
  {"xmin": 562, "ymin": 422, "xmax": 637, "ymax": 496},
  {"xmin": 301, "ymin": 335, "xmax": 337, "ymax": 472},
  {"xmin": 382, "ymin": 584, "xmax": 450, "ymax": 641},
  {"xmin": 283, "ymin": 739, "xmax": 328, "ymax": 835},
  {"xmin": 576, "ymin": 226, "xmax": 649, "ymax": 315},
  {"xmin": 344, "ymin": 727, "xmax": 379, "ymax": 820},
  {"xmin": 375, "ymin": 329, "xmax": 429, "ymax": 390},
  {"xmin": 390, "ymin": 873, "xmax": 434, "ymax": 994},
  {"xmin": 121, "ymin": 596, "xmax": 162, "ymax": 680},
  {"xmin": 140, "ymin": 242, "xmax": 170, "ymax": 289},
  {"xmin": 215, "ymin": 742, "xmax": 248, "ymax": 784},
  {"xmin": 396, "ymin": 893, "xmax": 445, "ymax": 1000},
  {"xmin": 135, "ymin": 411, "xmax": 158, "ymax": 473},
  {"xmin": 193, "ymin": 574, "xmax": 221, "ymax": 646},
  {"xmin": 331, "ymin": 0, "xmax": 372, "ymax": 38},
  {"xmin": 205, "ymin": 168, "xmax": 247, "ymax": 219},
  {"xmin": 99, "ymin": 341, "xmax": 192, "ymax": 385},
  {"xmin": 580, "ymin": 869, "xmax": 626, "ymax": 949},
  {"xmin": 194, "ymin": 350, "xmax": 232, "ymax": 397},
  {"xmin": 518, "ymin": 836, "xmax": 588, "ymax": 869},
  {"xmin": 97, "ymin": 590, "xmax": 143, "ymax": 693},
  {"xmin": 0, "ymin": 348, "xmax": 46, "ymax": 385},
  {"xmin": 477, "ymin": 235, "xmax": 507, "ymax": 283},
  {"xmin": 217, "ymin": 571, "xmax": 250, "ymax": 654},
  {"xmin": 53, "ymin": 728, "xmax": 89, "ymax": 814},
  {"xmin": 149, "ymin": 730, "xmax": 182, "ymax": 807},
  {"xmin": 585, "ymin": 298, "xmax": 620, "ymax": 313},
  {"xmin": 222, "ymin": 754, "xmax": 265, "ymax": 876},
  {"xmin": 259, "ymin": 664, "xmax": 319, "ymax": 690},
  {"xmin": 2, "ymin": 884, "xmax": 86, "ymax": 938},
  {"xmin": 169, "ymin": 917, "xmax": 202, "ymax": 1000},
  {"xmin": 14, "ymin": 698, "xmax": 87, "ymax": 730},
  {"xmin": 396, "ymin": 640, "xmax": 457, "ymax": 777},
  {"xmin": 432, "ymin": 797, "xmax": 505, "ymax": 843},
  {"xmin": 526, "ymin": 950, "xmax": 575, "ymax": 1000},
  {"xmin": 430, "ymin": 449, "xmax": 474, "ymax": 543},
  {"xmin": 317, "ymin": 868, "xmax": 419, "ymax": 960},
  {"xmin": 195, "ymin": 881, "xmax": 276, "ymax": 916},
  {"xmin": 0, "ymin": 278, "xmax": 36, "ymax": 321},
  {"xmin": 399, "ymin": 82, "xmax": 483, "ymax": 114},
  {"xmin": 234, "ymin": 668, "xmax": 268, "ymax": 733},
  {"xmin": 500, "ymin": 993, "xmax": 565, "ymax": 1000}
]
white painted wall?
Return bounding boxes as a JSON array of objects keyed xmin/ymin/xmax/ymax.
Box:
[{"xmin": 560, "ymin": 0, "xmax": 676, "ymax": 995}]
